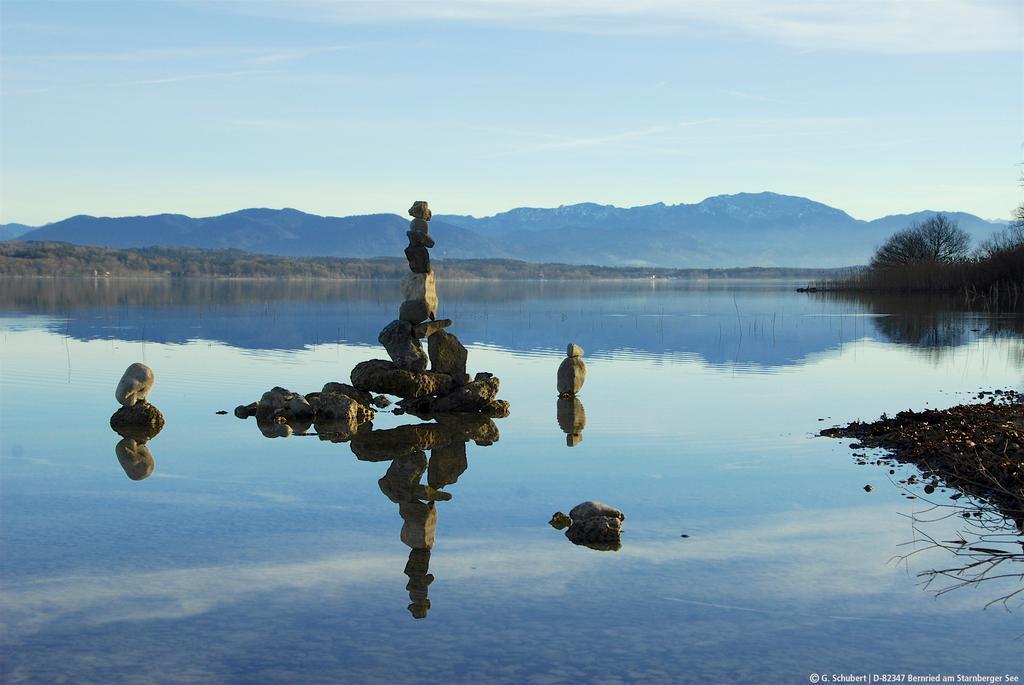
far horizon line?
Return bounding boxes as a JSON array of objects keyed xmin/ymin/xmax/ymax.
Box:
[{"xmin": 1, "ymin": 191, "xmax": 1009, "ymax": 228}]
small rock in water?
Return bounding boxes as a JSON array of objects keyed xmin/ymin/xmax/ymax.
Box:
[
  {"xmin": 549, "ymin": 512, "xmax": 572, "ymax": 529},
  {"xmin": 863, "ymin": 484, "xmax": 874, "ymax": 492},
  {"xmin": 215, "ymin": 410, "xmax": 228, "ymax": 415}
]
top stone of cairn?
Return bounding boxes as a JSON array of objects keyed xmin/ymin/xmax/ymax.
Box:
[{"xmin": 408, "ymin": 201, "xmax": 432, "ymax": 221}]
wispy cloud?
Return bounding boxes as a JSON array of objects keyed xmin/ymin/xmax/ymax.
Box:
[
  {"xmin": 720, "ymin": 89, "xmax": 794, "ymax": 105},
  {"xmin": 473, "ymin": 119, "xmax": 715, "ymax": 156},
  {"xmin": 1, "ymin": 504, "xmax": 986, "ymax": 639},
  {"xmin": 221, "ymin": 0, "xmax": 1022, "ymax": 54}
]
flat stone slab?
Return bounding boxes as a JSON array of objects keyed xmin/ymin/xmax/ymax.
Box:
[
  {"xmin": 350, "ymin": 359, "xmax": 454, "ymax": 399},
  {"xmin": 413, "ymin": 319, "xmax": 452, "ymax": 339}
]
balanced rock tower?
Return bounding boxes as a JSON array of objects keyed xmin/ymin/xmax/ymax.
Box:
[{"xmin": 351, "ymin": 201, "xmax": 509, "ymax": 417}]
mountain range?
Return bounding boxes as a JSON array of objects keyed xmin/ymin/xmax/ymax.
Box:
[{"xmin": 1, "ymin": 193, "xmax": 1007, "ymax": 268}]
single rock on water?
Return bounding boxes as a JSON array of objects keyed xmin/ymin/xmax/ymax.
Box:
[
  {"xmin": 557, "ymin": 343, "xmax": 587, "ymax": 396},
  {"xmin": 115, "ymin": 362, "xmax": 155, "ymax": 407}
]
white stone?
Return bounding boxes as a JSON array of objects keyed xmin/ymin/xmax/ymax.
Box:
[{"xmin": 115, "ymin": 362, "xmax": 154, "ymax": 407}]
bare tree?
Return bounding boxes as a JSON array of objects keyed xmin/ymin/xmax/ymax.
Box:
[{"xmin": 871, "ymin": 214, "xmax": 971, "ymax": 269}]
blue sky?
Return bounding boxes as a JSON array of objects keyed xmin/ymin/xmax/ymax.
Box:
[{"xmin": 1, "ymin": 0, "xmax": 1021, "ymax": 225}]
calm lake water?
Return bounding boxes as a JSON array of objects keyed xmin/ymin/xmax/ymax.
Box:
[{"xmin": 1, "ymin": 278, "xmax": 1022, "ymax": 684}]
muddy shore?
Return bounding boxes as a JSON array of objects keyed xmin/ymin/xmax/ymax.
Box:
[{"xmin": 820, "ymin": 390, "xmax": 1024, "ymax": 526}]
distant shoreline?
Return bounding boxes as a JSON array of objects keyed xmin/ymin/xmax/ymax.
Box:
[{"xmin": 0, "ymin": 241, "xmax": 848, "ymax": 281}]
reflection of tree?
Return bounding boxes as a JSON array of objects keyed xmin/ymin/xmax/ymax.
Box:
[
  {"xmin": 895, "ymin": 495, "xmax": 1023, "ymax": 610},
  {"xmin": 813, "ymin": 290, "xmax": 1024, "ymax": 366}
]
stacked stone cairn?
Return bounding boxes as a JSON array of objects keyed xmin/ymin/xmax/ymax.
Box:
[
  {"xmin": 353, "ymin": 200, "xmax": 510, "ymax": 418},
  {"xmin": 110, "ymin": 362, "xmax": 164, "ymax": 480}
]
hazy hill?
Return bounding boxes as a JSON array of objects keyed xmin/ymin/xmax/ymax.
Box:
[
  {"xmin": 6, "ymin": 193, "xmax": 1007, "ymax": 268},
  {"xmin": 0, "ymin": 223, "xmax": 34, "ymax": 241}
]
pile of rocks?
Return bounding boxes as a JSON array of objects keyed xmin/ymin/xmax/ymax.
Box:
[
  {"xmin": 354, "ymin": 200, "xmax": 510, "ymax": 418},
  {"xmin": 234, "ymin": 383, "xmax": 382, "ymax": 439}
]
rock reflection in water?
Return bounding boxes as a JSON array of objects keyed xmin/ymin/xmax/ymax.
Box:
[
  {"xmin": 114, "ymin": 438, "xmax": 155, "ymax": 480},
  {"xmin": 557, "ymin": 397, "xmax": 586, "ymax": 447},
  {"xmin": 551, "ymin": 501, "xmax": 625, "ymax": 551},
  {"xmin": 349, "ymin": 415, "xmax": 499, "ymax": 619}
]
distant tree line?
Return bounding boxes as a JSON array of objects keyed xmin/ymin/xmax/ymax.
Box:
[
  {"xmin": 0, "ymin": 241, "xmax": 840, "ymax": 281},
  {"xmin": 811, "ymin": 212, "xmax": 1023, "ymax": 307}
]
